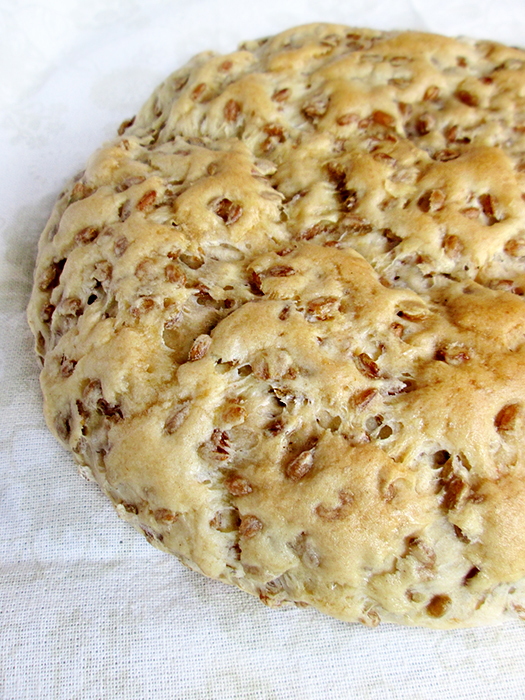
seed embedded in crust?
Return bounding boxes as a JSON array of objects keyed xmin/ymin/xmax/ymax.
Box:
[
  {"xmin": 224, "ymin": 99, "xmax": 241, "ymax": 121},
  {"xmin": 164, "ymin": 403, "xmax": 190, "ymax": 434},
  {"xmin": 272, "ymin": 88, "xmax": 291, "ymax": 102},
  {"xmin": 113, "ymin": 236, "xmax": 129, "ymax": 257},
  {"xmin": 495, "ymin": 403, "xmax": 520, "ymax": 432},
  {"xmin": 435, "ymin": 343, "xmax": 470, "ymax": 365},
  {"xmin": 265, "ymin": 265, "xmax": 295, "ymax": 277},
  {"xmin": 303, "ymin": 97, "xmax": 328, "ymax": 120},
  {"xmin": 224, "ymin": 474, "xmax": 253, "ymax": 496},
  {"xmin": 504, "ymin": 237, "xmax": 525, "ymax": 257},
  {"xmin": 38, "ymin": 259, "xmax": 65, "ymax": 292},
  {"xmin": 191, "ymin": 82, "xmax": 207, "ymax": 101},
  {"xmin": 426, "ymin": 594, "xmax": 451, "ymax": 618},
  {"xmin": 417, "ymin": 189, "xmax": 445, "ymax": 213},
  {"xmin": 213, "ymin": 198, "xmax": 243, "ymax": 225},
  {"xmin": 69, "ymin": 181, "xmax": 94, "ymax": 202},
  {"xmin": 118, "ymin": 116, "xmax": 135, "ymax": 135},
  {"xmin": 372, "ymin": 110, "xmax": 395, "ymax": 126},
  {"xmin": 239, "ymin": 514, "xmax": 263, "ymax": 538},
  {"xmin": 434, "ymin": 148, "xmax": 459, "ymax": 161},
  {"xmin": 131, "ymin": 297, "xmax": 155, "ymax": 317},
  {"xmin": 456, "ymin": 89, "xmax": 479, "ymax": 107},
  {"xmin": 188, "ymin": 334, "xmax": 212, "ymax": 361},
  {"xmin": 75, "ymin": 226, "xmax": 99, "ymax": 245},
  {"xmin": 285, "ymin": 448, "xmax": 315, "ymax": 481},
  {"xmin": 136, "ymin": 190, "xmax": 157, "ymax": 211},
  {"xmin": 442, "ymin": 234, "xmax": 463, "ymax": 257},
  {"xmin": 306, "ymin": 296, "xmax": 338, "ymax": 321},
  {"xmin": 355, "ymin": 353, "xmax": 380, "ymax": 378},
  {"xmin": 478, "ymin": 193, "xmax": 500, "ymax": 224},
  {"xmin": 415, "ymin": 113, "xmax": 435, "ymax": 136},
  {"xmin": 423, "ymin": 85, "xmax": 440, "ymax": 101},
  {"xmin": 316, "ymin": 491, "xmax": 354, "ymax": 520},
  {"xmin": 153, "ymin": 508, "xmax": 178, "ymax": 523}
]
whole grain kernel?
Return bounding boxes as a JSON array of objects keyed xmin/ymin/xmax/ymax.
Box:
[
  {"xmin": 265, "ymin": 265, "xmax": 295, "ymax": 277},
  {"xmin": 131, "ymin": 297, "xmax": 155, "ymax": 317},
  {"xmin": 221, "ymin": 401, "xmax": 246, "ymax": 426},
  {"xmin": 426, "ymin": 594, "xmax": 451, "ymax": 618},
  {"xmin": 423, "ymin": 85, "xmax": 440, "ymax": 101},
  {"xmin": 279, "ymin": 306, "xmax": 291, "ymax": 321},
  {"xmin": 165, "ymin": 263, "xmax": 186, "ymax": 285},
  {"xmin": 137, "ymin": 190, "xmax": 157, "ymax": 211},
  {"xmin": 113, "ymin": 236, "xmax": 129, "ymax": 257},
  {"xmin": 164, "ymin": 403, "xmax": 190, "ymax": 434},
  {"xmin": 97, "ymin": 398, "xmax": 123, "ymax": 421},
  {"xmin": 356, "ymin": 353, "xmax": 380, "ymax": 378},
  {"xmin": 434, "ymin": 149, "xmax": 459, "ymax": 161},
  {"xmin": 390, "ymin": 322, "xmax": 404, "ymax": 338},
  {"xmin": 415, "ymin": 113, "xmax": 435, "ymax": 136},
  {"xmin": 225, "ymin": 474, "xmax": 253, "ymax": 496},
  {"xmin": 116, "ymin": 176, "xmax": 146, "ymax": 193},
  {"xmin": 435, "ymin": 344, "xmax": 470, "ymax": 365},
  {"xmin": 396, "ymin": 301, "xmax": 428, "ymax": 321},
  {"xmin": 41, "ymin": 303, "xmax": 55, "ymax": 323},
  {"xmin": 372, "ymin": 110, "xmax": 395, "ymax": 127},
  {"xmin": 504, "ymin": 236, "xmax": 525, "ymax": 257},
  {"xmin": 336, "ymin": 112, "xmax": 359, "ymax": 126},
  {"xmin": 372, "ymin": 152, "xmax": 396, "ymax": 165},
  {"xmin": 251, "ymin": 355, "xmax": 270, "ymax": 380},
  {"xmin": 316, "ymin": 491, "xmax": 354, "ymax": 520},
  {"xmin": 440, "ymin": 468, "xmax": 468, "ymax": 511},
  {"xmin": 460, "ymin": 206, "xmax": 480, "ymax": 219},
  {"xmin": 118, "ymin": 200, "xmax": 132, "ymax": 221},
  {"xmin": 75, "ymin": 226, "xmax": 99, "ymax": 245},
  {"xmin": 135, "ymin": 258, "xmax": 156, "ymax": 281},
  {"xmin": 479, "ymin": 193, "xmax": 500, "ymax": 223},
  {"xmin": 224, "ymin": 99, "xmax": 241, "ymax": 122},
  {"xmin": 153, "ymin": 508, "xmax": 178, "ymax": 523},
  {"xmin": 495, "ymin": 403, "xmax": 520, "ymax": 431},
  {"xmin": 263, "ymin": 124, "xmax": 286, "ymax": 141},
  {"xmin": 456, "ymin": 89, "xmax": 478, "ymax": 107},
  {"xmin": 239, "ymin": 514, "xmax": 263, "ymax": 538},
  {"xmin": 191, "ymin": 83, "xmax": 207, "ymax": 101},
  {"xmin": 389, "ymin": 77, "xmax": 412, "ymax": 89},
  {"xmin": 60, "ymin": 356, "xmax": 77, "ymax": 378},
  {"xmin": 442, "ymin": 234, "xmax": 463, "ymax": 257},
  {"xmin": 303, "ymin": 97, "xmax": 328, "ymax": 120},
  {"xmin": 417, "ymin": 189, "xmax": 445, "ymax": 213},
  {"xmin": 69, "ymin": 181, "xmax": 93, "ymax": 202},
  {"xmin": 122, "ymin": 502, "xmax": 139, "ymax": 515},
  {"xmin": 189, "ymin": 334, "xmax": 212, "ymax": 361},
  {"xmin": 285, "ymin": 448, "xmax": 315, "ymax": 481},
  {"xmin": 38, "ymin": 259, "xmax": 65, "ymax": 292},
  {"xmin": 272, "ymin": 88, "xmax": 290, "ymax": 102},
  {"xmin": 306, "ymin": 296, "xmax": 338, "ymax": 321},
  {"xmin": 118, "ymin": 116, "xmax": 135, "ymax": 135},
  {"xmin": 213, "ymin": 198, "xmax": 243, "ymax": 225}
]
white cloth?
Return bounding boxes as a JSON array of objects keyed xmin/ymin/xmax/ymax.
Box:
[{"xmin": 1, "ymin": 1, "xmax": 525, "ymax": 698}]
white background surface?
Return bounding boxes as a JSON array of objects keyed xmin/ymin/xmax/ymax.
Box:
[{"xmin": 2, "ymin": 1, "xmax": 525, "ymax": 698}]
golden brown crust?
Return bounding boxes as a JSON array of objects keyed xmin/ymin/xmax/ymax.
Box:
[{"xmin": 28, "ymin": 24, "xmax": 525, "ymax": 627}]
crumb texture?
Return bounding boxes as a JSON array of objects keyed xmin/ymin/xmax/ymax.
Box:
[{"xmin": 28, "ymin": 24, "xmax": 525, "ymax": 627}]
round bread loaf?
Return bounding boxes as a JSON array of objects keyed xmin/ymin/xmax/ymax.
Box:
[{"xmin": 28, "ymin": 24, "xmax": 525, "ymax": 627}]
